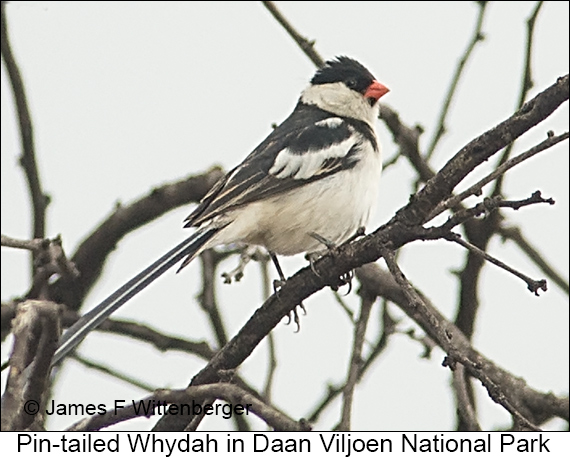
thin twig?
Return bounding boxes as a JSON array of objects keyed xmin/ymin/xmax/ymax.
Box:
[
  {"xmin": 399, "ymin": 328, "xmax": 436, "ymax": 359},
  {"xmin": 432, "ymin": 191, "xmax": 555, "ymax": 233},
  {"xmin": 493, "ymin": 1, "xmax": 544, "ymax": 196},
  {"xmin": 331, "ymin": 290, "xmax": 355, "ymax": 322},
  {"xmin": 199, "ymin": 249, "xmax": 228, "ymax": 348},
  {"xmin": 7, "ymin": 235, "xmax": 80, "ymax": 301},
  {"xmin": 70, "ymin": 354, "xmax": 156, "ymax": 392},
  {"xmin": 338, "ymin": 293, "xmax": 374, "ymax": 431},
  {"xmin": 1, "ymin": 2, "xmax": 48, "ymax": 259},
  {"xmin": 307, "ymin": 297, "xmax": 397, "ymax": 423},
  {"xmin": 446, "ymin": 232, "xmax": 547, "ymax": 295},
  {"xmin": 499, "ymin": 225, "xmax": 569, "ymax": 294},
  {"xmin": 425, "ymin": 1, "xmax": 488, "ymax": 160},
  {"xmin": 452, "ymin": 364, "xmax": 481, "ymax": 431},
  {"xmin": 1, "ymin": 235, "xmax": 47, "ymax": 251},
  {"xmin": 518, "ymin": 1, "xmax": 544, "ymax": 113},
  {"xmin": 382, "ymin": 151, "xmax": 402, "ymax": 170},
  {"xmin": 260, "ymin": 258, "xmax": 277, "ymax": 403},
  {"xmin": 430, "ymin": 132, "xmax": 568, "ymax": 219},
  {"xmin": 58, "ymin": 309, "xmax": 215, "ymax": 360},
  {"xmin": 451, "ymin": 2, "xmax": 548, "ymax": 343},
  {"xmin": 261, "ymin": 1, "xmax": 324, "ymax": 67}
]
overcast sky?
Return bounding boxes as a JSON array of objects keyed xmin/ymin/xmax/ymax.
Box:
[{"xmin": 1, "ymin": 1, "xmax": 568, "ymax": 431}]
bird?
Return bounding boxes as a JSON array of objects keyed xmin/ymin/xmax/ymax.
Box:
[{"xmin": 53, "ymin": 56, "xmax": 389, "ymax": 365}]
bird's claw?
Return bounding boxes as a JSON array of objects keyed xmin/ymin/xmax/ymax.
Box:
[
  {"xmin": 339, "ymin": 269, "xmax": 354, "ymax": 295},
  {"xmin": 221, "ymin": 270, "xmax": 244, "ymax": 284},
  {"xmin": 307, "ymin": 229, "xmax": 361, "ymax": 294},
  {"xmin": 285, "ymin": 302, "xmax": 307, "ymax": 332},
  {"xmin": 221, "ymin": 245, "xmax": 262, "ymax": 284},
  {"xmin": 273, "ymin": 278, "xmax": 286, "ymax": 296},
  {"xmin": 345, "ymin": 226, "xmax": 366, "ymax": 244},
  {"xmin": 305, "ymin": 252, "xmax": 322, "ymax": 278}
]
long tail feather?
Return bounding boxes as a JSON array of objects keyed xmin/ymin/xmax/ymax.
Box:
[{"xmin": 52, "ymin": 229, "xmax": 218, "ymax": 365}]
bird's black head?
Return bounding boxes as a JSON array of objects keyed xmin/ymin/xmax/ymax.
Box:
[{"xmin": 310, "ymin": 56, "xmax": 376, "ymax": 95}]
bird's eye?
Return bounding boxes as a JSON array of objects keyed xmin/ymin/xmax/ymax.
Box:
[{"xmin": 345, "ymin": 78, "xmax": 357, "ymax": 89}]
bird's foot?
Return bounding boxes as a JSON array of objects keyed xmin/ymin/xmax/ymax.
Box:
[
  {"xmin": 305, "ymin": 251, "xmax": 323, "ymax": 278},
  {"xmin": 273, "ymin": 278, "xmax": 286, "ymax": 296},
  {"xmin": 221, "ymin": 246, "xmax": 257, "ymax": 283},
  {"xmin": 309, "ymin": 232, "xmax": 338, "ymax": 251},
  {"xmin": 336, "ymin": 269, "xmax": 355, "ymax": 295},
  {"xmin": 285, "ymin": 302, "xmax": 307, "ymax": 332},
  {"xmin": 306, "ymin": 232, "xmax": 339, "ymax": 278},
  {"xmin": 343, "ymin": 226, "xmax": 366, "ymax": 245},
  {"xmin": 307, "ymin": 228, "xmax": 364, "ymax": 294}
]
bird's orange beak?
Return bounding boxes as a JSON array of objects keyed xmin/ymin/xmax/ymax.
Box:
[{"xmin": 364, "ymin": 80, "xmax": 390, "ymax": 101}]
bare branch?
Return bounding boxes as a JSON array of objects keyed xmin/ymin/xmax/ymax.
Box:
[
  {"xmin": 70, "ymin": 354, "xmax": 156, "ymax": 392},
  {"xmin": 338, "ymin": 293, "xmax": 374, "ymax": 431},
  {"xmin": 499, "ymin": 225, "xmax": 569, "ymax": 294},
  {"xmin": 1, "ymin": 235, "xmax": 80, "ymax": 302},
  {"xmin": 199, "ymin": 249, "xmax": 228, "ymax": 349},
  {"xmin": 452, "ymin": 1, "xmax": 548, "ymax": 344},
  {"xmin": 307, "ymin": 299, "xmax": 397, "ymax": 423},
  {"xmin": 380, "ymin": 105, "xmax": 430, "ymax": 181},
  {"xmin": 425, "ymin": 1, "xmax": 488, "ymax": 159},
  {"xmin": 59, "ymin": 310, "xmax": 215, "ymax": 360},
  {"xmin": 431, "ymin": 191, "xmax": 555, "ymax": 233},
  {"xmin": 68, "ymin": 383, "xmax": 308, "ymax": 432},
  {"xmin": 452, "ymin": 364, "xmax": 482, "ymax": 431},
  {"xmin": 360, "ymin": 260, "xmax": 543, "ymax": 431},
  {"xmin": 519, "ymin": 2, "xmax": 545, "ymax": 111},
  {"xmin": 399, "ymin": 328, "xmax": 436, "ymax": 359},
  {"xmin": 430, "ymin": 132, "xmax": 568, "ymax": 219},
  {"xmin": 259, "ymin": 258, "xmax": 278, "ymax": 403},
  {"xmin": 357, "ymin": 263, "xmax": 568, "ymax": 426},
  {"xmin": 493, "ymin": 1, "xmax": 544, "ymax": 196},
  {"xmin": 1, "ymin": 235, "xmax": 46, "ymax": 252},
  {"xmin": 446, "ymin": 232, "xmax": 548, "ymax": 295},
  {"xmin": 403, "ymin": 75, "xmax": 568, "ymax": 226},
  {"xmin": 262, "ymin": 1, "xmax": 324, "ymax": 67},
  {"xmin": 1, "ymin": 300, "xmax": 60, "ymax": 431},
  {"xmin": 1, "ymin": 3, "xmax": 48, "ymax": 254}
]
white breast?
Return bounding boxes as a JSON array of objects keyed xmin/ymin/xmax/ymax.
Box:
[{"xmin": 213, "ymin": 139, "xmax": 382, "ymax": 256}]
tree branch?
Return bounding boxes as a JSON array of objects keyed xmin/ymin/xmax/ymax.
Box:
[
  {"xmin": 493, "ymin": 1, "xmax": 544, "ymax": 196},
  {"xmin": 430, "ymin": 132, "xmax": 568, "ymax": 219},
  {"xmin": 357, "ymin": 263, "xmax": 566, "ymax": 429},
  {"xmin": 68, "ymin": 383, "xmax": 308, "ymax": 432},
  {"xmin": 446, "ymin": 232, "xmax": 548, "ymax": 296},
  {"xmin": 338, "ymin": 292, "xmax": 374, "ymax": 431},
  {"xmin": 425, "ymin": 1, "xmax": 488, "ymax": 159},
  {"xmin": 70, "ymin": 354, "xmax": 157, "ymax": 392},
  {"xmin": 1, "ymin": 300, "xmax": 60, "ymax": 431},
  {"xmin": 499, "ymin": 225, "xmax": 569, "ymax": 294},
  {"xmin": 1, "ymin": 2, "xmax": 48, "ymax": 257},
  {"xmin": 261, "ymin": 1, "xmax": 324, "ymax": 67}
]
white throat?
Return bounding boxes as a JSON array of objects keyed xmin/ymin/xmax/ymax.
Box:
[{"xmin": 300, "ymin": 82, "xmax": 380, "ymax": 127}]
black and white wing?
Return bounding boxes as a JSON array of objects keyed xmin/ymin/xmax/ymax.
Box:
[{"xmin": 186, "ymin": 103, "xmax": 378, "ymax": 228}]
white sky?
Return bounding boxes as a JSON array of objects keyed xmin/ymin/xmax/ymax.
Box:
[{"xmin": 1, "ymin": 1, "xmax": 568, "ymax": 431}]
